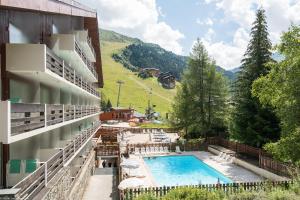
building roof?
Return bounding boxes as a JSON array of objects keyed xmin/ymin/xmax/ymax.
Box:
[
  {"xmin": 111, "ymin": 107, "xmax": 134, "ymax": 111},
  {"xmin": 0, "ymin": 0, "xmax": 96, "ymax": 17}
]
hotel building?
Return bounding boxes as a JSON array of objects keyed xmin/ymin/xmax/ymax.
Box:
[{"xmin": 0, "ymin": 0, "xmax": 103, "ymax": 199}]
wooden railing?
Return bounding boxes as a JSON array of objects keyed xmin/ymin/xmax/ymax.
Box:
[
  {"xmin": 120, "ymin": 181, "xmax": 293, "ymax": 200},
  {"xmin": 96, "ymin": 144, "xmax": 119, "ymax": 156},
  {"xmin": 10, "ymin": 103, "xmax": 45, "ymax": 135},
  {"xmin": 10, "ymin": 122, "xmax": 101, "ymax": 200},
  {"xmin": 64, "ymin": 105, "xmax": 75, "ymax": 121},
  {"xmin": 206, "ymin": 137, "xmax": 293, "ymax": 177},
  {"xmin": 46, "ymin": 105, "xmax": 63, "ymax": 126},
  {"xmin": 46, "ymin": 48, "xmax": 99, "ymax": 97},
  {"xmin": 10, "ymin": 103, "xmax": 100, "ymax": 135},
  {"xmin": 259, "ymin": 154, "xmax": 293, "ymax": 177},
  {"xmin": 206, "ymin": 137, "xmax": 261, "ymax": 158}
]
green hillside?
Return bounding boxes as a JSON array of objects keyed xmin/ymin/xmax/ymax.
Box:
[
  {"xmin": 100, "ymin": 30, "xmax": 178, "ymax": 117},
  {"xmin": 112, "ymin": 42, "xmax": 188, "ymax": 79}
]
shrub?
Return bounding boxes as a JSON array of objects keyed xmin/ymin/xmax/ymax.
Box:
[
  {"xmin": 161, "ymin": 187, "xmax": 223, "ymax": 200},
  {"xmin": 227, "ymin": 190, "xmax": 265, "ymax": 200},
  {"xmin": 266, "ymin": 188, "xmax": 299, "ymax": 200},
  {"xmin": 134, "ymin": 193, "xmax": 158, "ymax": 200}
]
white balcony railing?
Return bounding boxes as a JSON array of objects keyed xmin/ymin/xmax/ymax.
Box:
[
  {"xmin": 73, "ymin": 30, "xmax": 96, "ymax": 62},
  {"xmin": 6, "ymin": 44, "xmax": 99, "ymax": 99},
  {"xmin": 50, "ymin": 34, "xmax": 98, "ymax": 82},
  {"xmin": 0, "ymin": 101, "xmax": 101, "ymax": 144},
  {"xmin": 7, "ymin": 122, "xmax": 100, "ymax": 200}
]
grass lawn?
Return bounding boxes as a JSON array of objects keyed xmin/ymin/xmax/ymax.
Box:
[{"xmin": 100, "ymin": 41, "xmax": 178, "ymax": 117}]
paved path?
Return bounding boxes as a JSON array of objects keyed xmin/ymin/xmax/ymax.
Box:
[{"xmin": 82, "ymin": 174, "xmax": 119, "ymax": 200}]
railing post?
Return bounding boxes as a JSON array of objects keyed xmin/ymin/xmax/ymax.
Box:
[
  {"xmin": 44, "ymin": 104, "xmax": 47, "ymax": 128},
  {"xmin": 44, "ymin": 162, "xmax": 48, "ymax": 186},
  {"xmin": 62, "ymin": 104, "xmax": 65, "ymax": 122},
  {"xmin": 73, "ymin": 69, "xmax": 76, "ymax": 84},
  {"xmin": 74, "ymin": 140, "xmax": 76, "ymax": 153},
  {"xmin": 62, "ymin": 60, "xmax": 65, "ymax": 79},
  {"xmin": 73, "ymin": 105, "xmax": 76, "ymax": 120},
  {"xmin": 62, "ymin": 149, "xmax": 65, "ymax": 164}
]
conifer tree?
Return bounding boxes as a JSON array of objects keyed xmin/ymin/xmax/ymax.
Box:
[
  {"xmin": 171, "ymin": 39, "xmax": 228, "ymax": 138},
  {"xmin": 231, "ymin": 8, "xmax": 280, "ymax": 146}
]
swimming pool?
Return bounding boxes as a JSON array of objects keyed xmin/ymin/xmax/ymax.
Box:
[{"xmin": 144, "ymin": 155, "xmax": 233, "ymax": 186}]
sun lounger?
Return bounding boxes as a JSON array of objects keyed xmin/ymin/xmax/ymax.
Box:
[
  {"xmin": 150, "ymin": 146, "xmax": 155, "ymax": 153},
  {"xmin": 175, "ymin": 146, "xmax": 182, "ymax": 153},
  {"xmin": 140, "ymin": 147, "xmax": 146, "ymax": 155},
  {"xmin": 146, "ymin": 147, "xmax": 151, "ymax": 154},
  {"xmin": 134, "ymin": 147, "xmax": 140, "ymax": 155},
  {"xmin": 154, "ymin": 146, "xmax": 159, "ymax": 153},
  {"xmin": 163, "ymin": 146, "xmax": 169, "ymax": 153},
  {"xmin": 159, "ymin": 146, "xmax": 164, "ymax": 153}
]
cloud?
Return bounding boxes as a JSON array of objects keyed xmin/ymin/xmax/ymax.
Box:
[
  {"xmin": 80, "ymin": 0, "xmax": 184, "ymax": 54},
  {"xmin": 204, "ymin": 28, "xmax": 216, "ymax": 41},
  {"xmin": 201, "ymin": 28, "xmax": 249, "ymax": 70},
  {"xmin": 143, "ymin": 22, "xmax": 184, "ymax": 54},
  {"xmin": 200, "ymin": 0, "xmax": 300, "ymax": 69},
  {"xmin": 196, "ymin": 18, "xmax": 214, "ymax": 26}
]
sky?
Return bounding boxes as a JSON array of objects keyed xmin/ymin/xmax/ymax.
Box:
[{"xmin": 79, "ymin": 0, "xmax": 300, "ymax": 70}]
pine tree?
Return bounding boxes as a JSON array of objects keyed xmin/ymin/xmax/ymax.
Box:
[
  {"xmin": 171, "ymin": 40, "xmax": 228, "ymax": 138},
  {"xmin": 231, "ymin": 8, "xmax": 280, "ymax": 147},
  {"xmin": 169, "ymin": 82, "xmax": 192, "ymax": 137},
  {"xmin": 252, "ymin": 25, "xmax": 300, "ymax": 163},
  {"xmin": 106, "ymin": 99, "xmax": 112, "ymax": 111}
]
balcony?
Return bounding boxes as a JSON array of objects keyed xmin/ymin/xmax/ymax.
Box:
[
  {"xmin": 0, "ymin": 101, "xmax": 101, "ymax": 144},
  {"xmin": 6, "ymin": 44, "xmax": 100, "ymax": 100},
  {"xmin": 50, "ymin": 34, "xmax": 98, "ymax": 82},
  {"xmin": 73, "ymin": 30, "xmax": 96, "ymax": 62},
  {"xmin": 3, "ymin": 122, "xmax": 101, "ymax": 200}
]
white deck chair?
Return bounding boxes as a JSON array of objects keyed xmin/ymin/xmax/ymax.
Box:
[
  {"xmin": 175, "ymin": 146, "xmax": 182, "ymax": 153},
  {"xmin": 140, "ymin": 147, "xmax": 146, "ymax": 155},
  {"xmin": 154, "ymin": 146, "xmax": 159, "ymax": 153},
  {"xmin": 163, "ymin": 146, "xmax": 169, "ymax": 153},
  {"xmin": 150, "ymin": 146, "xmax": 155, "ymax": 153},
  {"xmin": 146, "ymin": 147, "xmax": 151, "ymax": 154},
  {"xmin": 134, "ymin": 147, "xmax": 140, "ymax": 155},
  {"xmin": 159, "ymin": 146, "xmax": 164, "ymax": 153}
]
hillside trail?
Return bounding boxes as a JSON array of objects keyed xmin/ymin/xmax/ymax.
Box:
[{"xmin": 128, "ymin": 75, "xmax": 173, "ymax": 103}]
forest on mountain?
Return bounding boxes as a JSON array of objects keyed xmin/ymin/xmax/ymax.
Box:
[
  {"xmin": 112, "ymin": 43, "xmax": 188, "ymax": 80},
  {"xmin": 105, "ymin": 29, "xmax": 237, "ymax": 81}
]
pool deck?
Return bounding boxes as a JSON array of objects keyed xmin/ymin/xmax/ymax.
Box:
[
  {"xmin": 129, "ymin": 151, "xmax": 265, "ymax": 187},
  {"xmin": 82, "ymin": 175, "xmax": 118, "ymax": 200}
]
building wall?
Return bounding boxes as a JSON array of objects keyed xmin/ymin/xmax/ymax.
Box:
[{"xmin": 0, "ymin": 7, "xmax": 100, "ymax": 188}]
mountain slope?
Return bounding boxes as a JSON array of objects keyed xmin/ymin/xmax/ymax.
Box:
[
  {"xmin": 100, "ymin": 29, "xmax": 141, "ymax": 44},
  {"xmin": 108, "ymin": 30, "xmax": 237, "ymax": 81},
  {"xmin": 100, "ymin": 30, "xmax": 177, "ymax": 117},
  {"xmin": 112, "ymin": 42, "xmax": 188, "ymax": 79},
  {"xmin": 215, "ymin": 66, "xmax": 236, "ymax": 81}
]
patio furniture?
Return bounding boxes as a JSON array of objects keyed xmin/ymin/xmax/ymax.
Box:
[
  {"xmin": 176, "ymin": 146, "xmax": 182, "ymax": 153},
  {"xmin": 140, "ymin": 147, "xmax": 146, "ymax": 155},
  {"xmin": 134, "ymin": 147, "xmax": 140, "ymax": 155},
  {"xmin": 163, "ymin": 146, "xmax": 169, "ymax": 153}
]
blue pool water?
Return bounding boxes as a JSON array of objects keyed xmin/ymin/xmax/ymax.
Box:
[{"xmin": 144, "ymin": 155, "xmax": 232, "ymax": 186}]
